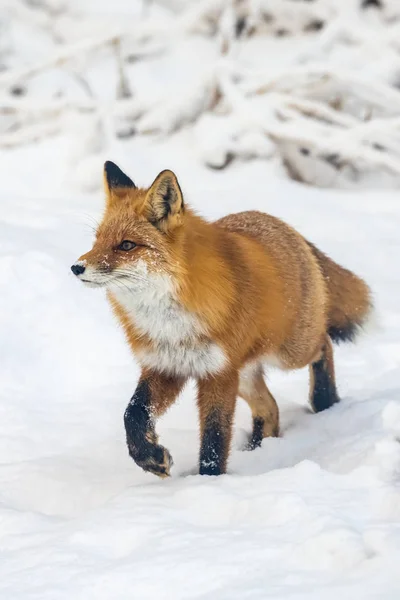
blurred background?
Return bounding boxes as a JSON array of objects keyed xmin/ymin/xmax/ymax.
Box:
[{"xmin": 2, "ymin": 0, "xmax": 400, "ymax": 192}]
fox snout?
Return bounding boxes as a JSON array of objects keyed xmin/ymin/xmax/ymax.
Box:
[
  {"xmin": 70, "ymin": 257, "xmax": 106, "ymax": 287},
  {"xmin": 71, "ymin": 262, "xmax": 86, "ymax": 277}
]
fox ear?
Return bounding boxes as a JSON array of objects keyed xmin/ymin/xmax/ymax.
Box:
[
  {"xmin": 144, "ymin": 170, "xmax": 184, "ymax": 232},
  {"xmin": 104, "ymin": 161, "xmax": 136, "ymax": 195}
]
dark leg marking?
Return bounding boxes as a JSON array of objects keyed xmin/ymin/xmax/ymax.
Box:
[
  {"xmin": 197, "ymin": 371, "xmax": 237, "ymax": 476},
  {"xmin": 124, "ymin": 380, "xmax": 151, "ymax": 448},
  {"xmin": 124, "ymin": 379, "xmax": 172, "ymax": 477},
  {"xmin": 239, "ymin": 364, "xmax": 280, "ymax": 450},
  {"xmin": 199, "ymin": 411, "xmax": 226, "ymax": 476},
  {"xmin": 311, "ymin": 355, "xmax": 340, "ymax": 413},
  {"xmin": 248, "ymin": 417, "xmax": 265, "ymax": 450}
]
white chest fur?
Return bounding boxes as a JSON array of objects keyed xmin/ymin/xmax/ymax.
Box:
[{"xmin": 111, "ymin": 266, "xmax": 226, "ymax": 378}]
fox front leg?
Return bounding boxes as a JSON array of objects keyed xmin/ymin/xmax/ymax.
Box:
[
  {"xmin": 124, "ymin": 373, "xmax": 185, "ymax": 478},
  {"xmin": 197, "ymin": 370, "xmax": 238, "ymax": 475}
]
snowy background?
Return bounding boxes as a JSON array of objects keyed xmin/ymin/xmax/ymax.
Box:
[{"xmin": 1, "ymin": 1, "xmax": 400, "ymax": 598}]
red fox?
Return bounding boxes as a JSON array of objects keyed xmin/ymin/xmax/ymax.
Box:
[{"xmin": 71, "ymin": 161, "xmax": 372, "ymax": 478}]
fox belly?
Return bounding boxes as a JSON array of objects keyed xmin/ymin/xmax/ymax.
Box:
[{"xmin": 135, "ymin": 340, "xmax": 227, "ymax": 378}]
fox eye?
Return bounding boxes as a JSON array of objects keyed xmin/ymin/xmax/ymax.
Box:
[{"xmin": 118, "ymin": 240, "xmax": 136, "ymax": 251}]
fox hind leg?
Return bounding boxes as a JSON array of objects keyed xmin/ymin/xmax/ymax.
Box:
[
  {"xmin": 309, "ymin": 335, "xmax": 340, "ymax": 413},
  {"xmin": 239, "ymin": 363, "xmax": 279, "ymax": 450}
]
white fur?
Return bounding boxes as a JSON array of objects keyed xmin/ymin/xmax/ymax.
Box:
[
  {"xmin": 239, "ymin": 353, "xmax": 284, "ymax": 396},
  {"xmin": 110, "ymin": 260, "xmax": 227, "ymax": 378},
  {"xmin": 264, "ymin": 353, "xmax": 285, "ymax": 369},
  {"xmin": 136, "ymin": 341, "xmax": 227, "ymax": 379},
  {"xmin": 112, "ymin": 263, "xmax": 203, "ymax": 344},
  {"xmin": 239, "ymin": 361, "xmax": 260, "ymax": 396}
]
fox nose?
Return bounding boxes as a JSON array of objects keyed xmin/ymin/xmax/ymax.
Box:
[{"xmin": 71, "ymin": 263, "xmax": 86, "ymax": 276}]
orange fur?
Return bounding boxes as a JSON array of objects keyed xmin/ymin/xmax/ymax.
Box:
[{"xmin": 72, "ymin": 162, "xmax": 372, "ymax": 477}]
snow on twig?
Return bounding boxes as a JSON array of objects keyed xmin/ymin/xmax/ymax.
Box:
[{"xmin": 2, "ymin": 0, "xmax": 400, "ymax": 188}]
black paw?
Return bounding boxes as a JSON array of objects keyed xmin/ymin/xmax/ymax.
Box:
[
  {"xmin": 127, "ymin": 438, "xmax": 173, "ymax": 478},
  {"xmin": 312, "ymin": 389, "xmax": 340, "ymax": 413},
  {"xmin": 243, "ymin": 417, "xmax": 280, "ymax": 451}
]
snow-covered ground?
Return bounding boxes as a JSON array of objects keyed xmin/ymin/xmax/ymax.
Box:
[
  {"xmin": 1, "ymin": 0, "xmax": 400, "ymax": 597},
  {"xmin": 1, "ymin": 132, "xmax": 400, "ymax": 599}
]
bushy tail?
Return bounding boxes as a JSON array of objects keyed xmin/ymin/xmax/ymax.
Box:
[{"xmin": 307, "ymin": 242, "xmax": 372, "ymax": 344}]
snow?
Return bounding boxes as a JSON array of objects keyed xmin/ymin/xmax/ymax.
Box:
[
  {"xmin": 1, "ymin": 135, "xmax": 400, "ymax": 598},
  {"xmin": 1, "ymin": 1, "xmax": 400, "ymax": 598}
]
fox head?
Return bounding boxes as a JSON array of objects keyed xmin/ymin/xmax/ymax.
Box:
[{"xmin": 71, "ymin": 161, "xmax": 186, "ymax": 292}]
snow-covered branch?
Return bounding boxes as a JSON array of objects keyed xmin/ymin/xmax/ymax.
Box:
[{"xmin": 1, "ymin": 0, "xmax": 400, "ymax": 188}]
